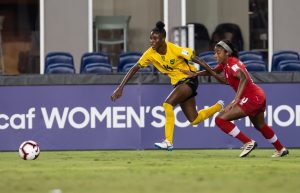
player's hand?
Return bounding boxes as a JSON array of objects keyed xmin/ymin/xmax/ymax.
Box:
[
  {"xmin": 111, "ymin": 87, "xmax": 123, "ymax": 102},
  {"xmin": 180, "ymin": 69, "xmax": 198, "ymax": 78}
]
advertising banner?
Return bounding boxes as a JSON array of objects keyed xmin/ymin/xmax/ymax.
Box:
[{"xmin": 0, "ymin": 84, "xmax": 299, "ymax": 151}]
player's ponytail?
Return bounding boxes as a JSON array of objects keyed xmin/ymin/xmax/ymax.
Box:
[{"xmin": 152, "ymin": 21, "xmax": 166, "ymax": 38}]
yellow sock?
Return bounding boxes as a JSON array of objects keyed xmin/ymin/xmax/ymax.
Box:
[
  {"xmin": 163, "ymin": 103, "xmax": 175, "ymax": 144},
  {"xmin": 191, "ymin": 102, "xmax": 222, "ymax": 125}
]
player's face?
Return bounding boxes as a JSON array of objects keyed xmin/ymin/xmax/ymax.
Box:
[
  {"xmin": 150, "ymin": 32, "xmax": 165, "ymax": 51},
  {"xmin": 214, "ymin": 46, "xmax": 228, "ymax": 64}
]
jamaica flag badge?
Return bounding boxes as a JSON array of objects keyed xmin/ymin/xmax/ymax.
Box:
[{"xmin": 170, "ymin": 59, "xmax": 175, "ymax": 64}]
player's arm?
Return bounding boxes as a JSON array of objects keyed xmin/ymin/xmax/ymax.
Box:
[
  {"xmin": 194, "ymin": 66, "xmax": 223, "ymax": 76},
  {"xmin": 191, "ymin": 56, "xmax": 227, "ymax": 84},
  {"xmin": 180, "ymin": 68, "xmax": 220, "ymax": 77},
  {"xmin": 111, "ymin": 63, "xmax": 141, "ymax": 101},
  {"xmin": 234, "ymin": 70, "xmax": 248, "ymax": 102}
]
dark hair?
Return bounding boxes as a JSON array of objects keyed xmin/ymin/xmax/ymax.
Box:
[
  {"xmin": 152, "ymin": 21, "xmax": 166, "ymax": 38},
  {"xmin": 216, "ymin": 39, "xmax": 239, "ymax": 58}
]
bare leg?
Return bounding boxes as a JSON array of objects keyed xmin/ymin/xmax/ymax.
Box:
[
  {"xmin": 218, "ymin": 103, "xmax": 247, "ymax": 121},
  {"xmin": 180, "ymin": 97, "xmax": 198, "ymax": 122},
  {"xmin": 165, "ymin": 84, "xmax": 194, "ymax": 106}
]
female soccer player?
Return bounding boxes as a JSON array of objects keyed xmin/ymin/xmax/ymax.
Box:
[
  {"xmin": 111, "ymin": 21, "xmax": 224, "ymax": 150},
  {"xmin": 182, "ymin": 39, "xmax": 289, "ymax": 158}
]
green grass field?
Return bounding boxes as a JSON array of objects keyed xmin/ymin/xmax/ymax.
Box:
[{"xmin": 1, "ymin": 149, "xmax": 299, "ymax": 193}]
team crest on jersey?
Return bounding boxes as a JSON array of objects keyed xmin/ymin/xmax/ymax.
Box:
[
  {"xmin": 182, "ymin": 49, "xmax": 189, "ymax": 56},
  {"xmin": 231, "ymin": 64, "xmax": 240, "ymax": 72},
  {"xmin": 170, "ymin": 59, "xmax": 175, "ymax": 64}
]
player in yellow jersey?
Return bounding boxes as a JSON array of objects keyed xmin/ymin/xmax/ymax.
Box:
[{"xmin": 111, "ymin": 21, "xmax": 224, "ymax": 150}]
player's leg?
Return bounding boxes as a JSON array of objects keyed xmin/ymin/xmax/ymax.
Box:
[
  {"xmin": 250, "ymin": 112, "xmax": 289, "ymax": 157},
  {"xmin": 179, "ymin": 96, "xmax": 198, "ymax": 122},
  {"xmin": 191, "ymin": 100, "xmax": 224, "ymax": 125},
  {"xmin": 179, "ymin": 97, "xmax": 198, "ymax": 123},
  {"xmin": 215, "ymin": 104, "xmax": 257, "ymax": 157},
  {"xmin": 154, "ymin": 83, "xmax": 193, "ymax": 150},
  {"xmin": 180, "ymin": 98, "xmax": 224, "ymax": 125}
]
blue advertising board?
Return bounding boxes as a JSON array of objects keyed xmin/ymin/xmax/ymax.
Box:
[{"xmin": 0, "ymin": 83, "xmax": 299, "ymax": 151}]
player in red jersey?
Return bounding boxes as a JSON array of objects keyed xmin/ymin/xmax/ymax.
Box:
[{"xmin": 181, "ymin": 39, "xmax": 289, "ymax": 158}]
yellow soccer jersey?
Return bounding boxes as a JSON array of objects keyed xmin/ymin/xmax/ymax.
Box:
[{"xmin": 137, "ymin": 42, "xmax": 197, "ymax": 85}]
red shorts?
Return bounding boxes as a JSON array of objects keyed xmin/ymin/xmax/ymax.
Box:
[{"xmin": 237, "ymin": 91, "xmax": 266, "ymax": 117}]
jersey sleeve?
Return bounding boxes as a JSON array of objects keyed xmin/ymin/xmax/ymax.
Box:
[
  {"xmin": 229, "ymin": 63, "xmax": 243, "ymax": 77},
  {"xmin": 177, "ymin": 46, "xmax": 194, "ymax": 61},
  {"xmin": 137, "ymin": 48, "xmax": 152, "ymax": 68}
]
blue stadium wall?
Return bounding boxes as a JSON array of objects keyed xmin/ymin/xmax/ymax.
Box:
[{"xmin": 0, "ymin": 74, "xmax": 299, "ymax": 151}]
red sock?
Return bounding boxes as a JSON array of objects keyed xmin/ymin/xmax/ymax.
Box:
[
  {"xmin": 215, "ymin": 117, "xmax": 252, "ymax": 144},
  {"xmin": 259, "ymin": 124, "xmax": 283, "ymax": 151}
]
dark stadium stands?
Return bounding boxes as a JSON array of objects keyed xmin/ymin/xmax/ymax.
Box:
[
  {"xmin": 80, "ymin": 52, "xmax": 112, "ymax": 74},
  {"xmin": 118, "ymin": 51, "xmax": 143, "ymax": 72},
  {"xmin": 243, "ymin": 60, "xmax": 267, "ymax": 72},
  {"xmin": 272, "ymin": 50, "xmax": 300, "ymax": 71},
  {"xmin": 239, "ymin": 51, "xmax": 264, "ymax": 62},
  {"xmin": 278, "ymin": 60, "xmax": 300, "ymax": 71},
  {"xmin": 44, "ymin": 52, "xmax": 75, "ymax": 74}
]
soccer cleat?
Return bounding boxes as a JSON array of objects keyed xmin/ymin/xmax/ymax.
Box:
[
  {"xmin": 154, "ymin": 139, "xmax": 173, "ymax": 151},
  {"xmin": 239, "ymin": 140, "xmax": 257, "ymax": 158},
  {"xmin": 271, "ymin": 147, "xmax": 289, "ymax": 158},
  {"xmin": 217, "ymin": 100, "xmax": 225, "ymax": 112}
]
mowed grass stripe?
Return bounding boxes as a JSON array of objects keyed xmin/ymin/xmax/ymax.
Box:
[{"xmin": 1, "ymin": 149, "xmax": 299, "ymax": 193}]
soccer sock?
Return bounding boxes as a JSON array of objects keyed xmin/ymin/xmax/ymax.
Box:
[
  {"xmin": 191, "ymin": 102, "xmax": 222, "ymax": 125},
  {"xmin": 163, "ymin": 103, "xmax": 175, "ymax": 144},
  {"xmin": 215, "ymin": 117, "xmax": 252, "ymax": 144},
  {"xmin": 258, "ymin": 124, "xmax": 284, "ymax": 151}
]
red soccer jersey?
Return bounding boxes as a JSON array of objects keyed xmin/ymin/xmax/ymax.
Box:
[
  {"xmin": 215, "ymin": 57, "xmax": 266, "ymax": 116},
  {"xmin": 215, "ymin": 57, "xmax": 262, "ymax": 97}
]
